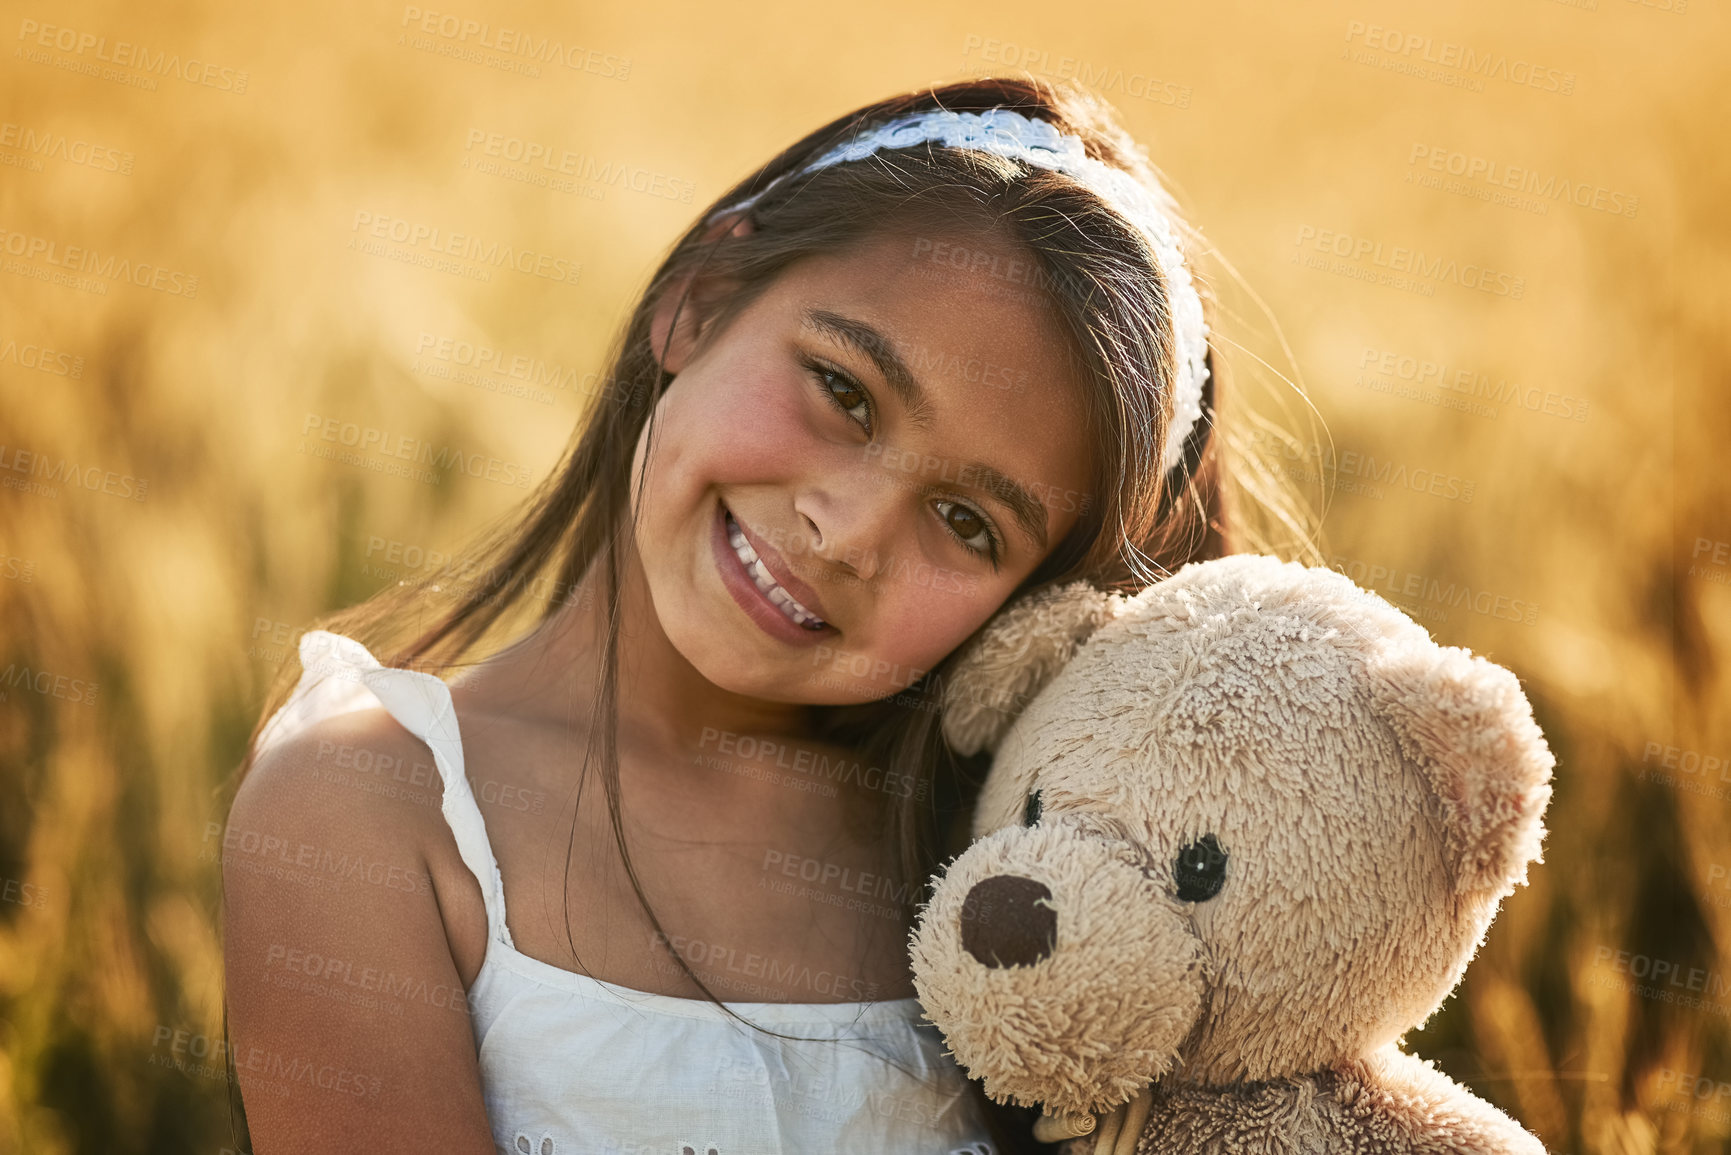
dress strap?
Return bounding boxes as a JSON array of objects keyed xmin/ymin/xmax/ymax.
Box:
[{"xmin": 256, "ymin": 630, "xmax": 515, "ymax": 949}]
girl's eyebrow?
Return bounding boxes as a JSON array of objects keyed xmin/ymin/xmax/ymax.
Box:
[
  {"xmin": 799, "ymin": 307, "xmax": 1052, "ymax": 552},
  {"xmin": 802, "ymin": 308, "xmax": 935, "ymax": 430}
]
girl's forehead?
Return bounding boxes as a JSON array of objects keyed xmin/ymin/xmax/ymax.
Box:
[{"xmin": 765, "ymin": 228, "xmax": 1084, "ymax": 376}]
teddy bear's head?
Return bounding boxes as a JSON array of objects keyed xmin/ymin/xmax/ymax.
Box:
[{"xmin": 910, "ymin": 554, "xmax": 1553, "ymax": 1120}]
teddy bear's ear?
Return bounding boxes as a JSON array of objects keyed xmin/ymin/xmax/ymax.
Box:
[
  {"xmin": 939, "ymin": 579, "xmax": 1122, "ymax": 756},
  {"xmin": 1369, "ymin": 644, "xmax": 1555, "ymax": 895}
]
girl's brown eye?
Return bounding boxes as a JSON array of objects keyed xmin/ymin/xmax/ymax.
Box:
[
  {"xmin": 944, "ymin": 503, "xmax": 983, "ymax": 539},
  {"xmin": 832, "ymin": 376, "xmax": 866, "ymax": 410},
  {"xmin": 806, "ymin": 359, "xmax": 872, "ymax": 434},
  {"xmin": 933, "ymin": 499, "xmax": 998, "ymax": 561}
]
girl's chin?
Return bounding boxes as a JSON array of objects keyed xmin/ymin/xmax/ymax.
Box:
[{"xmin": 656, "ymin": 618, "xmax": 814, "ymax": 697}]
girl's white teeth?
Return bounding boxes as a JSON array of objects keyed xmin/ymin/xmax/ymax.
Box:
[{"xmin": 726, "ymin": 511, "xmax": 826, "ymax": 629}]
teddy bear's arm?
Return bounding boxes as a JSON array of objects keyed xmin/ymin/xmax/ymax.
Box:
[{"xmin": 1123, "ymin": 1048, "xmax": 1547, "ymax": 1155}]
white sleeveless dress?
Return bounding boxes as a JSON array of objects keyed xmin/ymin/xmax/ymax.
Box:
[{"xmin": 255, "ymin": 630, "xmax": 997, "ymax": 1155}]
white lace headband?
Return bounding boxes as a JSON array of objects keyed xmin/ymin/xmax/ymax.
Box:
[{"xmin": 710, "ymin": 107, "xmax": 1209, "ymax": 475}]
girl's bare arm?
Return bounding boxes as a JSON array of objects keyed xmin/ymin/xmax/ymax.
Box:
[{"xmin": 222, "ymin": 716, "xmax": 499, "ymax": 1154}]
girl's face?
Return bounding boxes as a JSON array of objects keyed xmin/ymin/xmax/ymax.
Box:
[{"xmin": 630, "ymin": 226, "xmax": 1094, "ymax": 705}]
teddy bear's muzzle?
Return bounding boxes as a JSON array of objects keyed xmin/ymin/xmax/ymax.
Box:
[{"xmin": 910, "ymin": 816, "xmax": 1209, "ymax": 1118}]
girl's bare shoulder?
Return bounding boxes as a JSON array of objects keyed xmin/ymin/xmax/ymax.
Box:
[
  {"xmin": 227, "ymin": 704, "xmax": 494, "ymax": 973},
  {"xmin": 221, "ymin": 707, "xmax": 498, "ymax": 1152},
  {"xmin": 233, "ymin": 705, "xmax": 452, "ymax": 837}
]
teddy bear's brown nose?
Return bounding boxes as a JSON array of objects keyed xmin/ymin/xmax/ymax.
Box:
[{"xmin": 961, "ymin": 875, "xmax": 1056, "ymax": 967}]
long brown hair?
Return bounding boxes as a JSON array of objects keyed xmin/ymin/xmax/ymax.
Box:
[{"xmin": 224, "ymin": 74, "xmax": 1284, "ymax": 1147}]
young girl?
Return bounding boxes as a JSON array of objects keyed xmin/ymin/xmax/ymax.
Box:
[{"xmin": 222, "ymin": 76, "xmax": 1240, "ymax": 1154}]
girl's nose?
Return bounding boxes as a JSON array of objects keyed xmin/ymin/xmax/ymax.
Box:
[
  {"xmin": 800, "ymin": 511, "xmax": 878, "ymax": 581},
  {"xmin": 794, "ymin": 477, "xmax": 902, "ymax": 583}
]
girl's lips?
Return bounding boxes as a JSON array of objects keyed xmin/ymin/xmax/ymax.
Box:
[
  {"xmin": 726, "ymin": 506, "xmax": 833, "ymax": 623},
  {"xmin": 711, "ymin": 501, "xmax": 837, "ymax": 647}
]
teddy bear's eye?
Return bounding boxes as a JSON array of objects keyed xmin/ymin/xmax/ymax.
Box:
[
  {"xmin": 1173, "ymin": 834, "xmax": 1227, "ymax": 902},
  {"xmin": 1022, "ymin": 789, "xmax": 1043, "ymax": 827}
]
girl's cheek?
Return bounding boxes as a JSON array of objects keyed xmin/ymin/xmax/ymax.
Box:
[
  {"xmin": 869, "ymin": 574, "xmax": 1003, "ymax": 675},
  {"xmin": 682, "ymin": 366, "xmax": 816, "ymax": 475}
]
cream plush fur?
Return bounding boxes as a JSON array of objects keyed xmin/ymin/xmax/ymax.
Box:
[{"xmin": 910, "ymin": 554, "xmax": 1553, "ymax": 1154}]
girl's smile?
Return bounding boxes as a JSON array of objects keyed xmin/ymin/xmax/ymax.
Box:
[{"xmin": 714, "ymin": 499, "xmax": 837, "ymax": 645}]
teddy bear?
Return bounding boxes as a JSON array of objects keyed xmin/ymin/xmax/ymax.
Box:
[{"xmin": 910, "ymin": 553, "xmax": 1554, "ymax": 1155}]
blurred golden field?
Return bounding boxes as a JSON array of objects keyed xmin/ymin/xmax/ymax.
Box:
[{"xmin": 1, "ymin": 0, "xmax": 1728, "ymax": 1152}]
